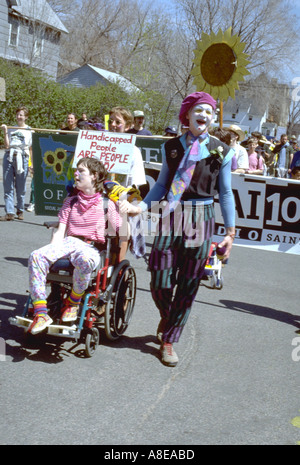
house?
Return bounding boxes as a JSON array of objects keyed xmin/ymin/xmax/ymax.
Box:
[
  {"xmin": 57, "ymin": 64, "xmax": 140, "ymax": 94},
  {"xmin": 0, "ymin": 0, "xmax": 68, "ymax": 79},
  {"xmin": 221, "ymin": 93, "xmax": 268, "ymax": 137},
  {"xmin": 221, "ymin": 77, "xmax": 291, "ymax": 138}
]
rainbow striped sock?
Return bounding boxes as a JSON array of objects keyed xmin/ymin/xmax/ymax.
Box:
[
  {"xmin": 33, "ymin": 300, "xmax": 48, "ymax": 316},
  {"xmin": 68, "ymin": 289, "xmax": 83, "ymax": 306}
]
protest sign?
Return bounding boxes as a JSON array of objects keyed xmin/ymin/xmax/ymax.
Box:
[{"xmin": 73, "ymin": 130, "xmax": 136, "ymax": 174}]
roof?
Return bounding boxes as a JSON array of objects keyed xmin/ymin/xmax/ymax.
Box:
[
  {"xmin": 10, "ymin": 0, "xmax": 68, "ymax": 34},
  {"xmin": 58, "ymin": 64, "xmax": 140, "ymax": 94},
  {"xmin": 87, "ymin": 65, "xmax": 140, "ymax": 93}
]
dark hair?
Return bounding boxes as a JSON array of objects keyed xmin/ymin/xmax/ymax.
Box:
[
  {"xmin": 77, "ymin": 158, "xmax": 107, "ymax": 193},
  {"xmin": 16, "ymin": 106, "xmax": 29, "ymax": 117},
  {"xmin": 251, "ymin": 131, "xmax": 262, "ymax": 139},
  {"xmin": 213, "ymin": 127, "xmax": 231, "ymax": 146}
]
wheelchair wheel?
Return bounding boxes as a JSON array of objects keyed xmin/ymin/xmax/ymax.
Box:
[
  {"xmin": 105, "ymin": 260, "xmax": 136, "ymax": 341},
  {"xmin": 85, "ymin": 328, "xmax": 99, "ymax": 357}
]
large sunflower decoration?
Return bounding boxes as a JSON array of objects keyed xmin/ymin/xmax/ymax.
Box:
[{"xmin": 191, "ymin": 27, "xmax": 250, "ymax": 101}]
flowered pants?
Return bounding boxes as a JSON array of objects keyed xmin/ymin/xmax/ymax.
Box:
[
  {"xmin": 28, "ymin": 236, "xmax": 101, "ymax": 303},
  {"xmin": 148, "ymin": 203, "xmax": 215, "ymax": 343}
]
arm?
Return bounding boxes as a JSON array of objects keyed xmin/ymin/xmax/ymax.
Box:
[
  {"xmin": 1, "ymin": 125, "xmax": 9, "ymax": 149},
  {"xmin": 218, "ymin": 158, "xmax": 236, "ymax": 259},
  {"xmin": 119, "ymin": 150, "xmax": 170, "ymax": 215},
  {"xmin": 50, "ymin": 222, "xmax": 67, "ymax": 244}
]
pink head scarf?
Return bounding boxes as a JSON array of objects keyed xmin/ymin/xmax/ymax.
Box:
[{"xmin": 179, "ymin": 92, "xmax": 217, "ymax": 126}]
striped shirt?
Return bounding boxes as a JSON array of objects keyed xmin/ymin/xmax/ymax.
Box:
[{"xmin": 58, "ymin": 193, "xmax": 122, "ymax": 243}]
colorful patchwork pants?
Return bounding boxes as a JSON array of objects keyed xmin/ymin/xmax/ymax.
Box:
[
  {"xmin": 148, "ymin": 203, "xmax": 215, "ymax": 343},
  {"xmin": 28, "ymin": 236, "xmax": 101, "ymax": 303}
]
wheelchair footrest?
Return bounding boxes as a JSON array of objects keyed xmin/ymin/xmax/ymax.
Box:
[
  {"xmin": 47, "ymin": 324, "xmax": 79, "ymax": 338},
  {"xmin": 9, "ymin": 316, "xmax": 80, "ymax": 338},
  {"xmin": 9, "ymin": 316, "xmax": 32, "ymax": 329}
]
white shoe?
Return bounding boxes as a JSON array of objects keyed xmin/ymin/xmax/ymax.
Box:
[
  {"xmin": 160, "ymin": 342, "xmax": 178, "ymax": 367},
  {"xmin": 26, "ymin": 203, "xmax": 35, "ymax": 212}
]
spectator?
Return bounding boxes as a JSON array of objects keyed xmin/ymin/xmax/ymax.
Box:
[
  {"xmin": 245, "ymin": 138, "xmax": 264, "ymax": 175},
  {"xmin": 290, "ymin": 135, "xmax": 299, "ymax": 153},
  {"xmin": 164, "ymin": 126, "xmax": 178, "ymax": 137},
  {"xmin": 290, "ymin": 160, "xmax": 300, "ymax": 180},
  {"xmin": 225, "ymin": 124, "xmax": 249, "ymax": 173},
  {"xmin": 273, "ymin": 134, "xmax": 294, "ymax": 178},
  {"xmin": 127, "ymin": 110, "xmax": 152, "ymax": 135},
  {"xmin": 180, "ymin": 125, "xmax": 189, "ymax": 135},
  {"xmin": 62, "ymin": 113, "xmax": 79, "ymax": 132},
  {"xmin": 78, "ymin": 116, "xmax": 105, "ymax": 131},
  {"xmin": 0, "ymin": 106, "xmax": 33, "ymax": 221},
  {"xmin": 289, "ymin": 150, "xmax": 300, "ymax": 177},
  {"xmin": 212, "ymin": 127, "xmax": 237, "ymax": 171},
  {"xmin": 87, "ymin": 117, "xmax": 105, "ymax": 131}
]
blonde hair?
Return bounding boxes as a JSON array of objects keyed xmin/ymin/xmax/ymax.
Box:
[{"xmin": 109, "ymin": 106, "xmax": 133, "ymax": 129}]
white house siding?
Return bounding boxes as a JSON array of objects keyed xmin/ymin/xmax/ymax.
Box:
[{"xmin": 0, "ymin": 0, "xmax": 67, "ymax": 79}]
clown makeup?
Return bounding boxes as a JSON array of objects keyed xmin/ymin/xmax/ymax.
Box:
[{"xmin": 187, "ymin": 104, "xmax": 214, "ymax": 136}]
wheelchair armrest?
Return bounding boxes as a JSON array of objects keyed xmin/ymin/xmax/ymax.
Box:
[{"xmin": 44, "ymin": 221, "xmax": 59, "ymax": 229}]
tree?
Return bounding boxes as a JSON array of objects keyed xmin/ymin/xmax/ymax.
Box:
[{"xmin": 174, "ymin": 0, "xmax": 299, "ymax": 79}]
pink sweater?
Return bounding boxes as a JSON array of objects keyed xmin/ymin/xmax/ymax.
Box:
[
  {"xmin": 248, "ymin": 152, "xmax": 264, "ymax": 171},
  {"xmin": 58, "ymin": 192, "xmax": 122, "ymax": 243}
]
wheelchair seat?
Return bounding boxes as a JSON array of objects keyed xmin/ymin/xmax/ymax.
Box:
[
  {"xmin": 50, "ymin": 258, "xmax": 74, "ymax": 274},
  {"xmin": 47, "ymin": 251, "xmax": 106, "ymax": 284}
]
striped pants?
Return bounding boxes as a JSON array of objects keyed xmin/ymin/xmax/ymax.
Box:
[{"xmin": 148, "ymin": 203, "xmax": 215, "ymax": 343}]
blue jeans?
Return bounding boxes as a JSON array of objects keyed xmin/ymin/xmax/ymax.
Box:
[{"xmin": 2, "ymin": 151, "xmax": 29, "ymax": 214}]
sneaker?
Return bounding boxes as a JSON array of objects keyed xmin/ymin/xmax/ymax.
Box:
[
  {"xmin": 61, "ymin": 305, "xmax": 79, "ymax": 322},
  {"xmin": 156, "ymin": 318, "xmax": 167, "ymax": 343},
  {"xmin": 160, "ymin": 342, "xmax": 179, "ymax": 367},
  {"xmin": 16, "ymin": 212, "xmax": 24, "ymax": 220},
  {"xmin": 28, "ymin": 313, "xmax": 53, "ymax": 335},
  {"xmin": 26, "ymin": 203, "xmax": 35, "ymax": 212},
  {"xmin": 0, "ymin": 214, "xmax": 15, "ymax": 221}
]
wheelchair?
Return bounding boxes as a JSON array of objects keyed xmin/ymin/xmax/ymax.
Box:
[{"xmin": 9, "ymin": 226, "xmax": 137, "ymax": 358}]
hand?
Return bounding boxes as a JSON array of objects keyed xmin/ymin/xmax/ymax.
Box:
[
  {"xmin": 1, "ymin": 124, "xmax": 7, "ymax": 133},
  {"xmin": 118, "ymin": 200, "xmax": 141, "ymax": 215},
  {"xmin": 217, "ymin": 235, "xmax": 234, "ymax": 260}
]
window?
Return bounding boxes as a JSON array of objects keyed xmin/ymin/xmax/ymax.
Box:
[
  {"xmin": 9, "ymin": 21, "xmax": 19, "ymax": 47},
  {"xmin": 33, "ymin": 37, "xmax": 44, "ymax": 58},
  {"xmin": 249, "ymin": 115, "xmax": 253, "ymax": 121},
  {"xmin": 232, "ymin": 113, "xmax": 236, "ymax": 119}
]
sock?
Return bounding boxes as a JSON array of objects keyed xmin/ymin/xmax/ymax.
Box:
[
  {"xmin": 33, "ymin": 300, "xmax": 48, "ymax": 316},
  {"xmin": 68, "ymin": 289, "xmax": 83, "ymax": 307}
]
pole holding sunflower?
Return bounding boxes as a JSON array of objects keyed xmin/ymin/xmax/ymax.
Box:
[{"xmin": 191, "ymin": 27, "xmax": 251, "ymax": 127}]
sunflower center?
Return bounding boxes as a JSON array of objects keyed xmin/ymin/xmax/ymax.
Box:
[{"xmin": 201, "ymin": 43, "xmax": 236, "ymax": 86}]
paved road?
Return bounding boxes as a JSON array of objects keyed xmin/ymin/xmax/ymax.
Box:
[{"xmin": 0, "ymin": 162, "xmax": 299, "ymax": 446}]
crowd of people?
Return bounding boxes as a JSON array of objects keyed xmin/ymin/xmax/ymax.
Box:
[
  {"xmin": 211, "ymin": 124, "xmax": 300, "ymax": 179},
  {"xmin": 1, "ymin": 96, "xmax": 299, "ymax": 367}
]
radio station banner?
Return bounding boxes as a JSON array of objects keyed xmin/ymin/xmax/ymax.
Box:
[{"xmin": 32, "ymin": 132, "xmax": 300, "ymax": 255}]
